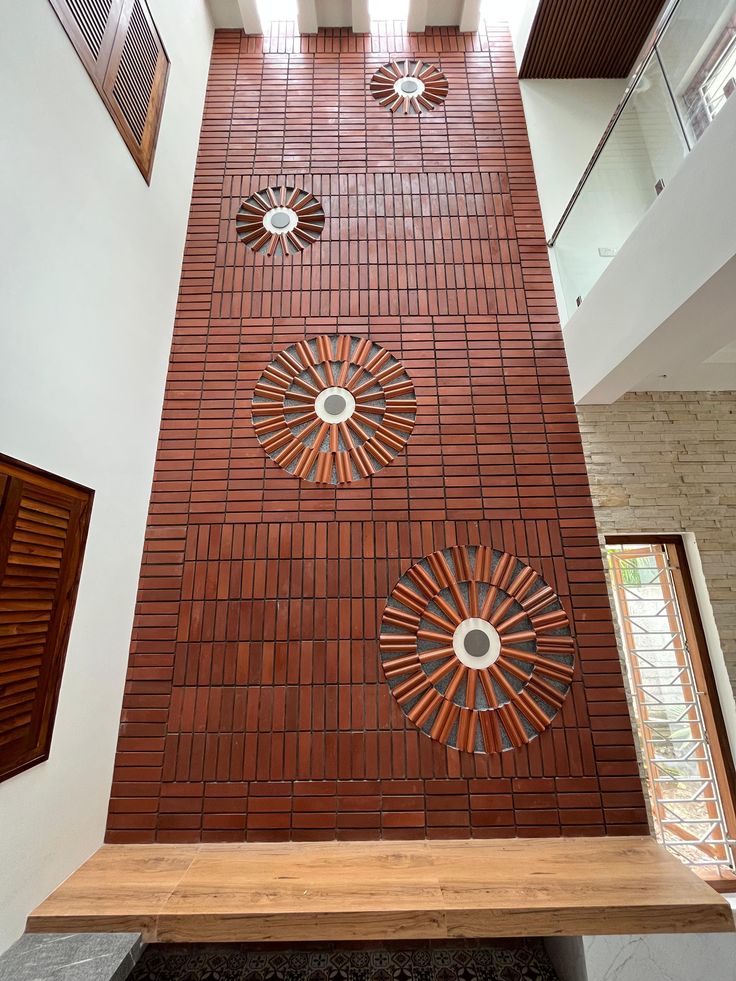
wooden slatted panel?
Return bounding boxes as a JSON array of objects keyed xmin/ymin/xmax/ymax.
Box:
[
  {"xmin": 111, "ymin": 0, "xmax": 159, "ymax": 142},
  {"xmin": 519, "ymin": 0, "xmax": 666, "ymax": 79},
  {"xmin": 47, "ymin": 0, "xmax": 123, "ymax": 81},
  {"xmin": 103, "ymin": 0, "xmax": 169, "ymax": 181},
  {"xmin": 0, "ymin": 492, "xmax": 70, "ymax": 746},
  {"xmin": 47, "ymin": 0, "xmax": 168, "ymax": 181},
  {"xmin": 0, "ymin": 457, "xmax": 92, "ymax": 783},
  {"xmin": 63, "ymin": 0, "xmax": 114, "ymax": 57}
]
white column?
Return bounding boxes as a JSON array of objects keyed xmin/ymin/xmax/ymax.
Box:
[
  {"xmin": 297, "ymin": 0, "xmax": 319, "ymax": 33},
  {"xmin": 459, "ymin": 0, "xmax": 481, "ymax": 32},
  {"xmin": 237, "ymin": 0, "xmax": 263, "ymax": 33},
  {"xmin": 352, "ymin": 0, "xmax": 371, "ymax": 32},
  {"xmin": 407, "ymin": 0, "xmax": 427, "ymax": 33}
]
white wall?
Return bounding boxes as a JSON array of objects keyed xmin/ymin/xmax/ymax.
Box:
[
  {"xmin": 507, "ymin": 0, "xmax": 540, "ymax": 67},
  {"xmin": 546, "ymin": 932, "xmax": 736, "ymax": 981},
  {"xmin": 519, "ymin": 78, "xmax": 626, "ymax": 237},
  {"xmin": 315, "ymin": 0, "xmax": 354, "ymax": 27},
  {"xmin": 0, "ymin": 0, "xmax": 213, "ymax": 952},
  {"xmin": 424, "ymin": 0, "xmax": 463, "ymax": 25},
  {"xmin": 518, "ymin": 77, "xmax": 625, "ymax": 323}
]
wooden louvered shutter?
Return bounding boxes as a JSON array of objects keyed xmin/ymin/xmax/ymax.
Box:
[
  {"xmin": 102, "ymin": 0, "xmax": 169, "ymax": 182},
  {"xmin": 0, "ymin": 457, "xmax": 92, "ymax": 783},
  {"xmin": 47, "ymin": 0, "xmax": 169, "ymax": 182},
  {"xmin": 47, "ymin": 0, "xmax": 124, "ymax": 84}
]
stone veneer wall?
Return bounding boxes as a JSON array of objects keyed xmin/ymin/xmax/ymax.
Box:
[{"xmin": 577, "ymin": 391, "xmax": 736, "ymax": 696}]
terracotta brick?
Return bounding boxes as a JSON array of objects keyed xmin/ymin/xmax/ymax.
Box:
[
  {"xmin": 383, "ymin": 812, "xmax": 426, "ymax": 828},
  {"xmin": 106, "ymin": 20, "xmax": 646, "ymax": 843}
]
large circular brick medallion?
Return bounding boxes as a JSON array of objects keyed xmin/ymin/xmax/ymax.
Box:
[
  {"xmin": 369, "ymin": 60, "xmax": 449, "ymax": 115},
  {"xmin": 236, "ymin": 185, "xmax": 325, "ymax": 256},
  {"xmin": 251, "ymin": 335, "xmax": 417, "ymax": 484},
  {"xmin": 380, "ymin": 546, "xmax": 575, "ymax": 754}
]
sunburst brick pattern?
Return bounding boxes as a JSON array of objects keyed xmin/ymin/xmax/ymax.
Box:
[
  {"xmin": 106, "ymin": 22, "xmax": 648, "ymax": 843},
  {"xmin": 369, "ymin": 59, "xmax": 449, "ymax": 115},
  {"xmin": 252, "ymin": 335, "xmax": 417, "ymax": 484},
  {"xmin": 380, "ymin": 546, "xmax": 574, "ymax": 754},
  {"xmin": 236, "ymin": 185, "xmax": 325, "ymax": 256}
]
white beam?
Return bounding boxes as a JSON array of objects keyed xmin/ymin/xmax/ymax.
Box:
[
  {"xmin": 298, "ymin": 0, "xmax": 319, "ymax": 33},
  {"xmin": 237, "ymin": 0, "xmax": 263, "ymax": 33},
  {"xmin": 407, "ymin": 0, "xmax": 427, "ymax": 33},
  {"xmin": 562, "ymin": 95, "xmax": 736, "ymax": 403},
  {"xmin": 352, "ymin": 0, "xmax": 371, "ymax": 32},
  {"xmin": 459, "ymin": 0, "xmax": 481, "ymax": 32}
]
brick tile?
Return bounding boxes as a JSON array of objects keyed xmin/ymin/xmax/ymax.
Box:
[{"xmin": 106, "ymin": 20, "xmax": 646, "ymax": 843}]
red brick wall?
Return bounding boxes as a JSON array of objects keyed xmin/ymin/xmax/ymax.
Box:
[{"xmin": 106, "ymin": 23, "xmax": 648, "ymax": 842}]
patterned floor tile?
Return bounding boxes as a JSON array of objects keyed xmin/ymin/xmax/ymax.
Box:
[{"xmin": 129, "ymin": 943, "xmax": 559, "ymax": 981}]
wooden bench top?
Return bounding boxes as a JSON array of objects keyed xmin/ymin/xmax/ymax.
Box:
[{"xmin": 27, "ymin": 836, "xmax": 734, "ymax": 942}]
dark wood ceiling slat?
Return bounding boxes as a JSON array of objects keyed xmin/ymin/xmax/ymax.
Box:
[{"xmin": 520, "ymin": 0, "xmax": 666, "ymax": 79}]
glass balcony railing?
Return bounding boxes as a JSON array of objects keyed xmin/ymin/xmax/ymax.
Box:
[{"xmin": 549, "ymin": 0, "xmax": 736, "ymax": 320}]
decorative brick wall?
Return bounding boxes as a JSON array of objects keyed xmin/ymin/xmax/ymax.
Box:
[
  {"xmin": 106, "ymin": 22, "xmax": 647, "ymax": 842},
  {"xmin": 578, "ymin": 391, "xmax": 736, "ymax": 697}
]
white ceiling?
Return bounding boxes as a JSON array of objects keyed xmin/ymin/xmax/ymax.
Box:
[
  {"xmin": 633, "ymin": 361, "xmax": 736, "ymax": 392},
  {"xmin": 706, "ymin": 339, "xmax": 736, "ymax": 364},
  {"xmin": 629, "ymin": 254, "xmax": 736, "ymax": 393}
]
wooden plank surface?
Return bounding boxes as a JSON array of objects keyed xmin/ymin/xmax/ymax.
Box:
[
  {"xmin": 519, "ymin": 0, "xmax": 665, "ymax": 78},
  {"xmin": 27, "ymin": 837, "xmax": 734, "ymax": 942}
]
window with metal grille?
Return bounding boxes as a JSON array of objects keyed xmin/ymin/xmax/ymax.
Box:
[
  {"xmin": 47, "ymin": 0, "xmax": 169, "ymax": 181},
  {"xmin": 606, "ymin": 537, "xmax": 736, "ymax": 885},
  {"xmin": 0, "ymin": 456, "xmax": 93, "ymax": 782}
]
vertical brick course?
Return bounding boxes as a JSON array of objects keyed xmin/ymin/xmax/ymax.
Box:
[{"xmin": 107, "ymin": 21, "xmax": 646, "ymax": 842}]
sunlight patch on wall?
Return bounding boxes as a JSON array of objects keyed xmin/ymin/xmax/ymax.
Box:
[
  {"xmin": 481, "ymin": 0, "xmax": 513, "ymax": 24},
  {"xmin": 255, "ymin": 0, "xmax": 298, "ymax": 25},
  {"xmin": 369, "ymin": 0, "xmax": 409, "ymax": 21}
]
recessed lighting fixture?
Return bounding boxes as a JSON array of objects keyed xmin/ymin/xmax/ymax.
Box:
[
  {"xmin": 380, "ymin": 545, "xmax": 575, "ymax": 754},
  {"xmin": 369, "ymin": 59, "xmax": 449, "ymax": 115},
  {"xmin": 236, "ymin": 185, "xmax": 325, "ymax": 256},
  {"xmin": 251, "ymin": 335, "xmax": 417, "ymax": 484}
]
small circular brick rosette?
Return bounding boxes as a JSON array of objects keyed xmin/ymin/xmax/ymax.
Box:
[
  {"xmin": 380, "ymin": 545, "xmax": 575, "ymax": 754},
  {"xmin": 236, "ymin": 185, "xmax": 325, "ymax": 256},
  {"xmin": 369, "ymin": 59, "xmax": 449, "ymax": 115},
  {"xmin": 251, "ymin": 335, "xmax": 417, "ymax": 484}
]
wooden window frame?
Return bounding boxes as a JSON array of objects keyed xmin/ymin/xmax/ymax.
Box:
[
  {"xmin": 0, "ymin": 454, "xmax": 93, "ymax": 783},
  {"xmin": 607, "ymin": 534, "xmax": 736, "ymax": 887},
  {"xmin": 47, "ymin": 0, "xmax": 169, "ymax": 183}
]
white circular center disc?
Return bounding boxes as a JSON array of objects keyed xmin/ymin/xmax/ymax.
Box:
[
  {"xmin": 315, "ymin": 386, "xmax": 356, "ymax": 424},
  {"xmin": 263, "ymin": 207, "xmax": 298, "ymax": 234},
  {"xmin": 452, "ymin": 618, "xmax": 501, "ymax": 670},
  {"xmin": 395, "ymin": 75, "xmax": 425, "ymax": 99}
]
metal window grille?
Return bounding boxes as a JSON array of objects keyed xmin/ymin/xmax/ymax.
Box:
[{"xmin": 607, "ymin": 540, "xmax": 736, "ymax": 877}]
